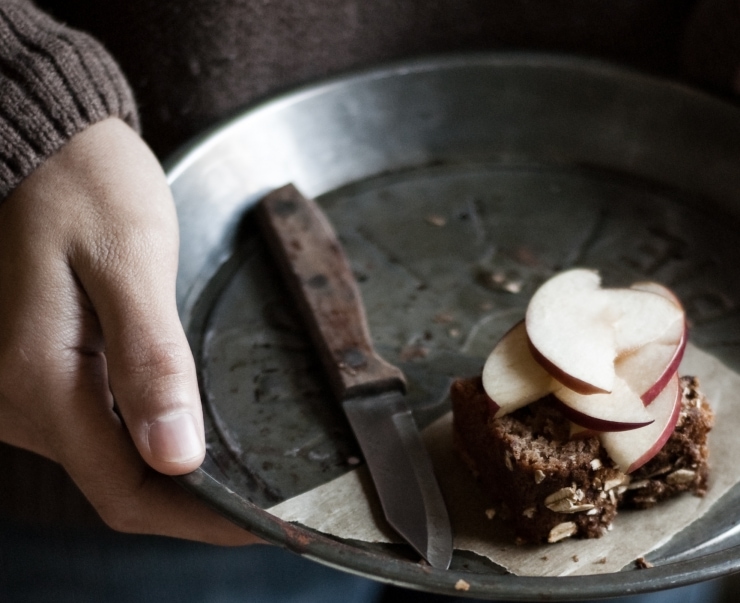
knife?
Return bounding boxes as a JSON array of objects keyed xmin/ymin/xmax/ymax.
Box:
[{"xmin": 257, "ymin": 184, "xmax": 453, "ymax": 570}]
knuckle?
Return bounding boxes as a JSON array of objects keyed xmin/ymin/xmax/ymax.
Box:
[
  {"xmin": 75, "ymin": 217, "xmax": 177, "ymax": 286},
  {"xmin": 127, "ymin": 339, "xmax": 192, "ymax": 381},
  {"xmin": 113, "ymin": 339, "xmax": 196, "ymax": 410},
  {"xmin": 97, "ymin": 233, "xmax": 169, "ymax": 282}
]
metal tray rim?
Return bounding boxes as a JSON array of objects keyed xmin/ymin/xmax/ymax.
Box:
[{"xmin": 169, "ymin": 52, "xmax": 740, "ymax": 598}]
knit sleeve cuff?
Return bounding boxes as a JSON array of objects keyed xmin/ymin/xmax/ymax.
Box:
[{"xmin": 0, "ymin": 0, "xmax": 139, "ymax": 200}]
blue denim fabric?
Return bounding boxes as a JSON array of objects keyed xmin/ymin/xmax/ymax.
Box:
[
  {"xmin": 0, "ymin": 519, "xmax": 725, "ymax": 603},
  {"xmin": 0, "ymin": 520, "xmax": 384, "ymax": 603}
]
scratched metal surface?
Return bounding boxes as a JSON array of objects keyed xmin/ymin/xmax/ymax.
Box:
[{"xmin": 169, "ymin": 55, "xmax": 740, "ymax": 599}]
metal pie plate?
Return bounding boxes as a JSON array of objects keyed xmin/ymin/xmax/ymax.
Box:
[{"xmin": 169, "ymin": 54, "xmax": 740, "ymax": 598}]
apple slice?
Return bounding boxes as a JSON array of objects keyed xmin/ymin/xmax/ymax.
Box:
[
  {"xmin": 615, "ymin": 281, "xmax": 687, "ymax": 404},
  {"xmin": 526, "ymin": 269, "xmax": 684, "ymax": 394},
  {"xmin": 526, "ymin": 269, "xmax": 613, "ymax": 394},
  {"xmin": 481, "ymin": 321, "xmax": 556, "ymax": 418},
  {"xmin": 615, "ymin": 319, "xmax": 686, "ymax": 404},
  {"xmin": 604, "ymin": 288, "xmax": 684, "ymax": 355},
  {"xmin": 553, "ymin": 375, "xmax": 654, "ymax": 432},
  {"xmin": 599, "ymin": 373, "xmax": 681, "ymax": 472}
]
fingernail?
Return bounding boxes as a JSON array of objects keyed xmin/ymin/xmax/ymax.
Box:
[{"xmin": 147, "ymin": 412, "xmax": 203, "ymax": 463}]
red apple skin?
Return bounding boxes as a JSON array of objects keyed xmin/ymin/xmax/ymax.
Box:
[
  {"xmin": 527, "ymin": 338, "xmax": 609, "ymax": 395},
  {"xmin": 482, "ymin": 321, "xmax": 557, "ymax": 417},
  {"xmin": 617, "ymin": 281, "xmax": 688, "ymax": 406},
  {"xmin": 602, "ymin": 374, "xmax": 682, "ymax": 473},
  {"xmin": 553, "ymin": 398, "xmax": 654, "ymax": 432},
  {"xmin": 625, "ymin": 281, "xmax": 687, "ymax": 405},
  {"xmin": 626, "ymin": 423, "xmax": 677, "ymax": 472},
  {"xmin": 639, "ymin": 323, "xmax": 687, "ymax": 405}
]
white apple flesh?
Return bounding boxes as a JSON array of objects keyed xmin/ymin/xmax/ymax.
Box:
[
  {"xmin": 554, "ymin": 375, "xmax": 654, "ymax": 432},
  {"xmin": 481, "ymin": 321, "xmax": 556, "ymax": 418},
  {"xmin": 606, "ymin": 288, "xmax": 684, "ymax": 354},
  {"xmin": 615, "ymin": 281, "xmax": 687, "ymax": 404},
  {"xmin": 599, "ymin": 373, "xmax": 682, "ymax": 472},
  {"xmin": 526, "ymin": 269, "xmax": 614, "ymax": 394},
  {"xmin": 526, "ymin": 269, "xmax": 684, "ymax": 395},
  {"xmin": 615, "ymin": 320, "xmax": 686, "ymax": 404}
]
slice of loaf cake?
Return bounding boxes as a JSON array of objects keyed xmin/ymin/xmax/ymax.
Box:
[{"xmin": 451, "ymin": 375, "xmax": 713, "ymax": 544}]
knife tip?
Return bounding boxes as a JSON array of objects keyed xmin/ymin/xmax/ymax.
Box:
[{"xmin": 425, "ymin": 541, "xmax": 453, "ymax": 570}]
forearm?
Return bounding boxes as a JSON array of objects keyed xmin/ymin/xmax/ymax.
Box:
[{"xmin": 0, "ymin": 0, "xmax": 138, "ymax": 200}]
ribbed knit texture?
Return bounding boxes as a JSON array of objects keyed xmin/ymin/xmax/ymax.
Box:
[{"xmin": 0, "ymin": 0, "xmax": 138, "ymax": 200}]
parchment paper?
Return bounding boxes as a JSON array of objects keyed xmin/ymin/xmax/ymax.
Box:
[{"xmin": 267, "ymin": 344, "xmax": 736, "ymax": 576}]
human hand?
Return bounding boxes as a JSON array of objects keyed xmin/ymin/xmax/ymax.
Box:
[{"xmin": 0, "ymin": 118, "xmax": 259, "ymax": 545}]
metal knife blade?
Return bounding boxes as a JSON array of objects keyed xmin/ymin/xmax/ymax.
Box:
[{"xmin": 257, "ymin": 184, "xmax": 453, "ymax": 569}]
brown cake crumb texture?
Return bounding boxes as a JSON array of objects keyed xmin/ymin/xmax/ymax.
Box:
[{"xmin": 451, "ymin": 375, "xmax": 713, "ymax": 545}]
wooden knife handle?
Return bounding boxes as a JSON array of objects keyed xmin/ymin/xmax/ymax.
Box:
[{"xmin": 257, "ymin": 184, "xmax": 406, "ymax": 401}]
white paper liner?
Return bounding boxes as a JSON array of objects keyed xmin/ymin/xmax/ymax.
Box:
[{"xmin": 267, "ymin": 344, "xmax": 735, "ymax": 576}]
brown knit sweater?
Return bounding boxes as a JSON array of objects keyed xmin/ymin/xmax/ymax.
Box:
[
  {"xmin": 4, "ymin": 0, "xmax": 740, "ymax": 186},
  {"xmin": 1, "ymin": 0, "xmax": 739, "ymax": 527},
  {"xmin": 0, "ymin": 0, "xmax": 138, "ymax": 199}
]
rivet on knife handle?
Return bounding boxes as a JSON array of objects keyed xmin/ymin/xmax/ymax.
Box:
[{"xmin": 257, "ymin": 184, "xmax": 406, "ymax": 401}]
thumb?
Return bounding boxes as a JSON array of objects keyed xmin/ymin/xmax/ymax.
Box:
[
  {"xmin": 58, "ymin": 118, "xmax": 205, "ymax": 476},
  {"xmin": 78, "ymin": 239, "xmax": 206, "ymax": 476},
  {"xmin": 80, "ymin": 229, "xmax": 205, "ymax": 475}
]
